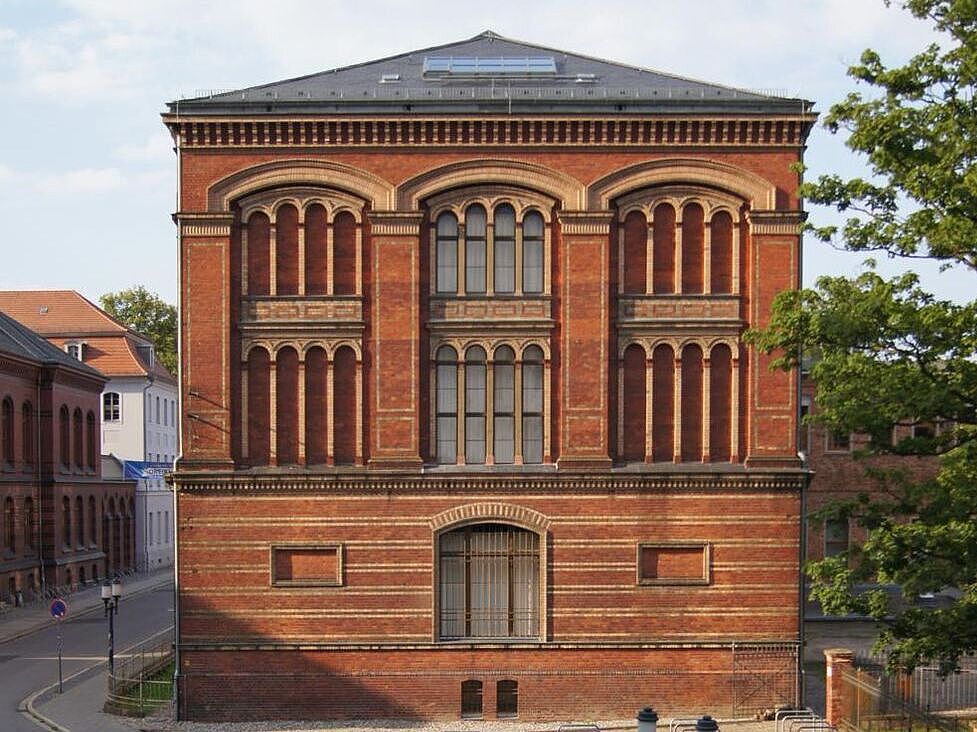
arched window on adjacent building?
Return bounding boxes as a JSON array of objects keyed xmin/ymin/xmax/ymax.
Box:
[
  {"xmin": 72, "ymin": 408, "xmax": 83, "ymax": 469},
  {"xmin": 75, "ymin": 495, "xmax": 84, "ymax": 548},
  {"xmin": 24, "ymin": 497, "xmax": 34, "ymax": 550},
  {"xmin": 439, "ymin": 523, "xmax": 540, "ymax": 640},
  {"xmin": 88, "ymin": 495, "xmax": 97, "ymax": 547},
  {"xmin": 62, "ymin": 496, "xmax": 71, "ymax": 548},
  {"xmin": 22, "ymin": 402, "xmax": 34, "ymax": 467},
  {"xmin": 59, "ymin": 406, "xmax": 70, "ymax": 470},
  {"xmin": 86, "ymin": 411, "xmax": 97, "ymax": 470},
  {"xmin": 4, "ymin": 497, "xmax": 15, "ymax": 553},
  {"xmin": 1, "ymin": 397, "xmax": 13, "ymax": 467},
  {"xmin": 275, "ymin": 347, "xmax": 299, "ymax": 465}
]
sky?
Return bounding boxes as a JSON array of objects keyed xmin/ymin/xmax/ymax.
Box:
[{"xmin": 0, "ymin": 0, "xmax": 966, "ymax": 305}]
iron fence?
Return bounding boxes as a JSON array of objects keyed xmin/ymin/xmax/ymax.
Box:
[{"xmin": 104, "ymin": 629, "xmax": 174, "ymax": 717}]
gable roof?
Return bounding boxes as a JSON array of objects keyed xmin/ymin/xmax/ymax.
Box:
[
  {"xmin": 0, "ymin": 290, "xmax": 175, "ymax": 383},
  {"xmin": 0, "ymin": 310, "xmax": 106, "ymax": 381},
  {"xmin": 169, "ymin": 31, "xmax": 812, "ymax": 116}
]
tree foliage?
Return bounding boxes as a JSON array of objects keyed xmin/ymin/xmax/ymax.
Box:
[
  {"xmin": 100, "ymin": 286, "xmax": 177, "ymax": 375},
  {"xmin": 750, "ymin": 0, "xmax": 977, "ymax": 672}
]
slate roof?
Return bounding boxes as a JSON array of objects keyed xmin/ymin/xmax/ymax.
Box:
[
  {"xmin": 169, "ymin": 31, "xmax": 812, "ymax": 116},
  {"xmin": 0, "ymin": 309, "xmax": 106, "ymax": 381},
  {"xmin": 0, "ymin": 291, "xmax": 175, "ymax": 383}
]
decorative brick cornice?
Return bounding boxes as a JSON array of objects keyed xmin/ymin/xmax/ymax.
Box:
[
  {"xmin": 366, "ymin": 212, "xmax": 425, "ymax": 236},
  {"xmin": 170, "ymin": 469, "xmax": 807, "ymax": 494},
  {"xmin": 174, "ymin": 212, "xmax": 235, "ymax": 237},
  {"xmin": 164, "ymin": 114, "xmax": 816, "ymax": 151},
  {"xmin": 558, "ymin": 211, "xmax": 614, "ymax": 236},
  {"xmin": 748, "ymin": 210, "xmax": 807, "ymax": 235}
]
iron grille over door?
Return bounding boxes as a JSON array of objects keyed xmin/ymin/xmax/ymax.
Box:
[{"xmin": 439, "ymin": 523, "xmax": 539, "ymax": 639}]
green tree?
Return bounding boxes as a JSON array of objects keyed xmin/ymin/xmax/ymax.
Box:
[
  {"xmin": 100, "ymin": 287, "xmax": 178, "ymax": 375},
  {"xmin": 750, "ymin": 0, "xmax": 977, "ymax": 672}
]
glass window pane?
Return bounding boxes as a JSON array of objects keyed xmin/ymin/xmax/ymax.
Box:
[
  {"xmin": 495, "ymin": 238, "xmax": 515, "ymax": 293},
  {"xmin": 466, "ymin": 416, "xmax": 485, "ymax": 463},
  {"xmin": 494, "ymin": 362, "xmax": 514, "ymax": 412},
  {"xmin": 523, "ymin": 363, "xmax": 543, "ymax": 413},
  {"xmin": 436, "ymin": 364, "xmax": 456, "ymax": 412},
  {"xmin": 465, "ymin": 206, "xmax": 487, "ymax": 293},
  {"xmin": 523, "ymin": 416, "xmax": 543, "ymax": 464},
  {"xmin": 437, "ymin": 417, "xmax": 456, "ymax": 464},
  {"xmin": 523, "ymin": 239, "xmax": 543, "ymax": 293},
  {"xmin": 437, "ymin": 239, "xmax": 457, "ymax": 293},
  {"xmin": 494, "ymin": 416, "xmax": 514, "ymax": 464}
]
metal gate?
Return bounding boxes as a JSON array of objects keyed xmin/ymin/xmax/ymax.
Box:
[{"xmin": 732, "ymin": 642, "xmax": 800, "ymax": 718}]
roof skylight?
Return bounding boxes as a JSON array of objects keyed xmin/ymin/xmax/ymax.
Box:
[{"xmin": 423, "ymin": 56, "xmax": 557, "ymax": 76}]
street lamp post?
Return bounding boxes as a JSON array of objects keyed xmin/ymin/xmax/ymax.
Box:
[{"xmin": 101, "ymin": 580, "xmax": 122, "ymax": 683}]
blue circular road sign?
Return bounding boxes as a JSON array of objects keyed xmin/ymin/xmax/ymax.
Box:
[{"xmin": 50, "ymin": 598, "xmax": 68, "ymax": 620}]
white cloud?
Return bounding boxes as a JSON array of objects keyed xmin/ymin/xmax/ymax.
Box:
[
  {"xmin": 34, "ymin": 167, "xmax": 126, "ymax": 194},
  {"xmin": 0, "ymin": 27, "xmax": 16, "ymax": 43},
  {"xmin": 116, "ymin": 132, "xmax": 175, "ymax": 163}
]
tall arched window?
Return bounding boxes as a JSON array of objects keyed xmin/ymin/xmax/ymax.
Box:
[
  {"xmin": 75, "ymin": 496, "xmax": 84, "ymax": 548},
  {"xmin": 493, "ymin": 346, "xmax": 515, "ymax": 463},
  {"xmin": 436, "ymin": 212, "xmax": 459, "ymax": 294},
  {"xmin": 439, "ymin": 523, "xmax": 540, "ymax": 639},
  {"xmin": 103, "ymin": 392, "xmax": 121, "ymax": 422},
  {"xmin": 709, "ymin": 344, "xmax": 733, "ymax": 462},
  {"xmin": 275, "ymin": 346, "xmax": 299, "ymax": 465},
  {"xmin": 333, "ymin": 346, "xmax": 357, "ymax": 464},
  {"xmin": 1, "ymin": 397, "xmax": 12, "ymax": 467},
  {"xmin": 304, "ymin": 203, "xmax": 328, "ymax": 295},
  {"xmin": 681, "ymin": 203, "xmax": 704, "ymax": 294},
  {"xmin": 493, "ymin": 205, "xmax": 515, "ymax": 293},
  {"xmin": 710, "ymin": 211, "xmax": 734, "ymax": 293},
  {"xmin": 681, "ymin": 344, "xmax": 704, "ymax": 462},
  {"xmin": 246, "ymin": 211, "xmax": 271, "ymax": 296},
  {"xmin": 523, "ymin": 212, "xmax": 544, "ymax": 294},
  {"xmin": 72, "ymin": 408, "xmax": 83, "ymax": 468},
  {"xmin": 436, "ymin": 346, "xmax": 458, "ymax": 464},
  {"xmin": 22, "ymin": 402, "xmax": 34, "ymax": 467},
  {"xmin": 652, "ymin": 203, "xmax": 676, "ymax": 294},
  {"xmin": 622, "ymin": 211, "xmax": 647, "ymax": 294},
  {"xmin": 522, "ymin": 346, "xmax": 544, "ymax": 464},
  {"xmin": 622, "ymin": 343, "xmax": 647, "ymax": 461},
  {"xmin": 86, "ymin": 411, "xmax": 97, "ymax": 470},
  {"xmin": 464, "ymin": 205, "xmax": 487, "ymax": 294},
  {"xmin": 246, "ymin": 347, "xmax": 271, "ymax": 466},
  {"xmin": 464, "ymin": 346, "xmax": 486, "ymax": 464},
  {"xmin": 59, "ymin": 406, "xmax": 70, "ymax": 469},
  {"xmin": 305, "ymin": 347, "xmax": 328, "ymax": 464},
  {"xmin": 333, "ymin": 211, "xmax": 357, "ymax": 295},
  {"xmin": 652, "ymin": 344, "xmax": 675, "ymax": 462},
  {"xmin": 275, "ymin": 203, "xmax": 299, "ymax": 295}
]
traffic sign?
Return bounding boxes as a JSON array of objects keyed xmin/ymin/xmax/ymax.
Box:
[{"xmin": 50, "ymin": 598, "xmax": 68, "ymax": 620}]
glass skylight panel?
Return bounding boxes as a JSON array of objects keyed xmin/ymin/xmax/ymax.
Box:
[{"xmin": 423, "ymin": 56, "xmax": 557, "ymax": 76}]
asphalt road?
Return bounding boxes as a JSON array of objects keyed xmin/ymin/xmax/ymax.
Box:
[{"xmin": 0, "ymin": 581, "xmax": 174, "ymax": 732}]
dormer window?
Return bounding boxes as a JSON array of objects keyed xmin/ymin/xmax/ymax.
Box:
[
  {"xmin": 136, "ymin": 344, "xmax": 155, "ymax": 368},
  {"xmin": 66, "ymin": 343, "xmax": 85, "ymax": 361}
]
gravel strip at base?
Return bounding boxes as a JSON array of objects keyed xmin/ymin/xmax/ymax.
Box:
[{"xmin": 123, "ymin": 709, "xmax": 780, "ymax": 732}]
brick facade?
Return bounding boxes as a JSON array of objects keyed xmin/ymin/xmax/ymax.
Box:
[
  {"xmin": 167, "ymin": 33, "xmax": 815, "ymax": 721},
  {"xmin": 0, "ymin": 313, "xmax": 135, "ymax": 604}
]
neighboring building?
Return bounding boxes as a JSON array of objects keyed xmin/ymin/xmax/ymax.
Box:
[
  {"xmin": 124, "ymin": 460, "xmax": 174, "ymax": 570},
  {"xmin": 165, "ymin": 32, "xmax": 816, "ymax": 722},
  {"xmin": 0, "ymin": 290, "xmax": 178, "ymax": 572},
  {"xmin": 0, "ymin": 311, "xmax": 135, "ymax": 604}
]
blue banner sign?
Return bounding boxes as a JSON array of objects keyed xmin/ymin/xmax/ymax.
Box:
[{"xmin": 123, "ymin": 461, "xmax": 172, "ymax": 480}]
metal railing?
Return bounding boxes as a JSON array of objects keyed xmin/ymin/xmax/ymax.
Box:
[
  {"xmin": 104, "ymin": 628, "xmax": 174, "ymax": 717},
  {"xmin": 839, "ymin": 665, "xmax": 970, "ymax": 731},
  {"xmin": 854, "ymin": 653, "xmax": 977, "ymax": 716}
]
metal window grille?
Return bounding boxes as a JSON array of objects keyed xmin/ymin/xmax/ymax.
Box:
[
  {"xmin": 497, "ymin": 679, "xmax": 518, "ymax": 717},
  {"xmin": 440, "ymin": 524, "xmax": 539, "ymax": 639},
  {"xmin": 461, "ymin": 679, "xmax": 483, "ymax": 718}
]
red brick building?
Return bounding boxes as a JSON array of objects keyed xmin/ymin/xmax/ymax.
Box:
[
  {"xmin": 0, "ymin": 310, "xmax": 135, "ymax": 604},
  {"xmin": 166, "ymin": 32, "xmax": 816, "ymax": 721}
]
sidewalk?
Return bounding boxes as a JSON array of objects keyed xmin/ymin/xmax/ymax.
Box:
[
  {"xmin": 32, "ymin": 665, "xmax": 134, "ymax": 732},
  {"xmin": 0, "ymin": 567, "xmax": 173, "ymax": 645}
]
